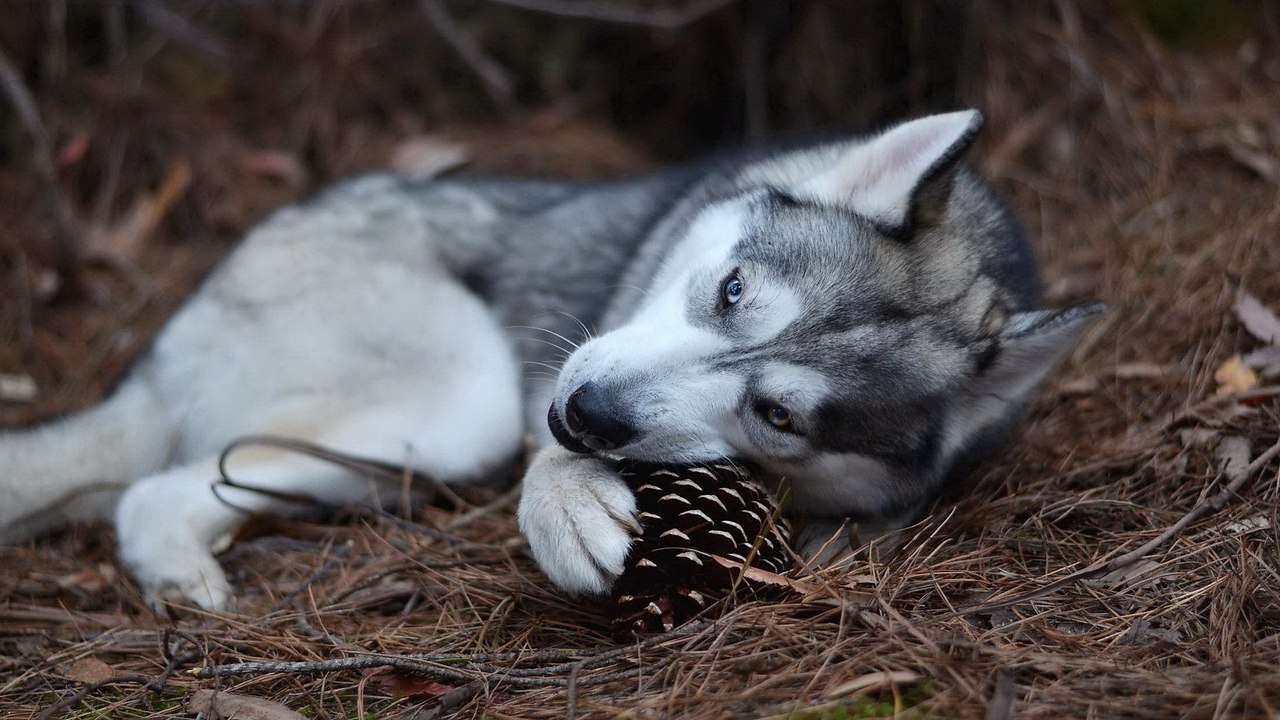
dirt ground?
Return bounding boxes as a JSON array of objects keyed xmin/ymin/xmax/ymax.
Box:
[{"xmin": 2, "ymin": 2, "xmax": 1279, "ymax": 719}]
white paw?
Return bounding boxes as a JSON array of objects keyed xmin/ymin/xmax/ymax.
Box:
[
  {"xmin": 115, "ymin": 480, "xmax": 235, "ymax": 611},
  {"xmin": 125, "ymin": 544, "xmax": 233, "ymax": 612},
  {"xmin": 517, "ymin": 446, "xmax": 640, "ymax": 595}
]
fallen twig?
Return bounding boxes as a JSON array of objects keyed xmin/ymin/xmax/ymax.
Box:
[
  {"xmin": 965, "ymin": 429, "xmax": 1280, "ymax": 613},
  {"xmin": 130, "ymin": 0, "xmax": 236, "ymax": 71},
  {"xmin": 418, "ymin": 0, "xmax": 519, "ymax": 117},
  {"xmin": 193, "ymin": 621, "xmax": 706, "ymax": 689},
  {"xmin": 487, "ymin": 0, "xmax": 739, "ymax": 28},
  {"xmin": 34, "ymin": 674, "xmax": 151, "ymax": 720}
]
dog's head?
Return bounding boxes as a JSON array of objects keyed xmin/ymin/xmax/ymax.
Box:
[{"xmin": 549, "ymin": 111, "xmax": 1102, "ymax": 518}]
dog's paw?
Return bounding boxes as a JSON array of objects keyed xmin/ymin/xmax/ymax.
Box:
[
  {"xmin": 518, "ymin": 446, "xmax": 640, "ymax": 595},
  {"xmin": 142, "ymin": 554, "xmax": 231, "ymax": 613},
  {"xmin": 119, "ymin": 536, "xmax": 233, "ymax": 612},
  {"xmin": 115, "ymin": 481, "xmax": 234, "ymax": 612}
]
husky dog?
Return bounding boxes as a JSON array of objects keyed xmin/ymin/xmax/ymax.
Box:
[{"xmin": 0, "ymin": 111, "xmax": 1100, "ymax": 609}]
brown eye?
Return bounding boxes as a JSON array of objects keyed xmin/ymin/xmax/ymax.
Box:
[{"xmin": 766, "ymin": 405, "xmax": 791, "ymax": 429}]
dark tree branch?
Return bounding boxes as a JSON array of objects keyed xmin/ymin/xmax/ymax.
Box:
[
  {"xmin": 419, "ymin": 0, "xmax": 520, "ymax": 117},
  {"xmin": 487, "ymin": 0, "xmax": 740, "ymax": 28},
  {"xmin": 130, "ymin": 0, "xmax": 237, "ymax": 71},
  {"xmin": 0, "ymin": 43, "xmax": 83, "ymax": 277}
]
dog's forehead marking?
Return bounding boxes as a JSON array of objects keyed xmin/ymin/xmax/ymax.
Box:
[
  {"xmin": 740, "ymin": 279, "xmax": 804, "ymax": 344},
  {"xmin": 655, "ymin": 200, "xmax": 747, "ymax": 288}
]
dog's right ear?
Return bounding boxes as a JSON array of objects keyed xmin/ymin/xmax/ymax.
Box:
[
  {"xmin": 796, "ymin": 110, "xmax": 983, "ymax": 238},
  {"xmin": 973, "ymin": 301, "xmax": 1107, "ymax": 401}
]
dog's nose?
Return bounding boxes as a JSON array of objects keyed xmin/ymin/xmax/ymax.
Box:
[{"xmin": 564, "ymin": 382, "xmax": 637, "ymax": 451}]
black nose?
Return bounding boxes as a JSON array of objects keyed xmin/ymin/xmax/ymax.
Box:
[{"xmin": 564, "ymin": 382, "xmax": 637, "ymax": 451}]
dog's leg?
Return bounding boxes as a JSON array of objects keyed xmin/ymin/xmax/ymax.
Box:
[
  {"xmin": 117, "ymin": 390, "xmax": 525, "ymax": 611},
  {"xmin": 115, "ymin": 300, "xmax": 526, "ymax": 611},
  {"xmin": 114, "ymin": 450, "xmax": 371, "ymax": 611},
  {"xmin": 517, "ymin": 445, "xmax": 641, "ymax": 595},
  {"xmin": 0, "ymin": 377, "xmax": 172, "ymax": 541}
]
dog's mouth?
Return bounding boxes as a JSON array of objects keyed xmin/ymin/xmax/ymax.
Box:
[{"xmin": 547, "ymin": 403, "xmax": 594, "ymax": 454}]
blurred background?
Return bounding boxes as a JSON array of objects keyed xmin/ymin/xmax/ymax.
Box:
[{"xmin": 0, "ymin": 0, "xmax": 1277, "ymax": 424}]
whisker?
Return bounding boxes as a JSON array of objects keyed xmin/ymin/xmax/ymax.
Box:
[
  {"xmin": 515, "ymin": 336, "xmax": 575, "ymax": 357},
  {"xmin": 507, "ymin": 324, "xmax": 583, "ymax": 351},
  {"xmin": 551, "ymin": 310, "xmax": 594, "ymax": 343},
  {"xmin": 522, "ymin": 361, "xmax": 565, "ymax": 374},
  {"xmin": 607, "ymin": 282, "xmax": 651, "ymax": 299},
  {"xmin": 535, "ymin": 326, "xmax": 583, "ymax": 351}
]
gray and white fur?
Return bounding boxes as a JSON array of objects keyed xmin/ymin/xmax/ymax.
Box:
[{"xmin": 0, "ymin": 111, "xmax": 1101, "ymax": 608}]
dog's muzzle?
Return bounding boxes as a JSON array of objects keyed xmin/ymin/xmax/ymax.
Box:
[{"xmin": 547, "ymin": 382, "xmax": 638, "ymax": 453}]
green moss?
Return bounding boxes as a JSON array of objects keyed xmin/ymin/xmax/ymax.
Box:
[
  {"xmin": 1127, "ymin": 0, "xmax": 1265, "ymax": 47},
  {"xmin": 58, "ymin": 689, "xmax": 186, "ymax": 719},
  {"xmin": 781, "ymin": 683, "xmax": 939, "ymax": 719}
]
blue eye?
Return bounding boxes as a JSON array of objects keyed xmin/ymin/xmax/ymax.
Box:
[{"xmin": 721, "ymin": 272, "xmax": 744, "ymax": 306}]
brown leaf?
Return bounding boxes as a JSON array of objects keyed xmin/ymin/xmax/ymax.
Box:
[
  {"xmin": 57, "ymin": 563, "xmax": 117, "ymax": 594},
  {"xmin": 1118, "ymin": 618, "xmax": 1182, "ymax": 646},
  {"xmin": 239, "ymin": 149, "xmax": 309, "ymax": 188},
  {"xmin": 57, "ymin": 131, "xmax": 92, "ymax": 167},
  {"xmin": 1234, "ymin": 288, "xmax": 1280, "ymax": 345},
  {"xmin": 0, "ymin": 373, "xmax": 37, "ymax": 402},
  {"xmin": 62, "ymin": 657, "xmax": 114, "ymax": 684},
  {"xmin": 185, "ymin": 689, "xmax": 307, "ymax": 720},
  {"xmin": 1213, "ymin": 435, "xmax": 1253, "ymax": 481},
  {"xmin": 389, "ymin": 136, "xmax": 470, "ymax": 180},
  {"xmin": 1214, "ymin": 354, "xmax": 1259, "ymax": 395},
  {"xmin": 363, "ymin": 667, "xmax": 454, "ymax": 699}
]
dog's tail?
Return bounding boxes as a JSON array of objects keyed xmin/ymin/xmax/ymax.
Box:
[{"xmin": 0, "ymin": 373, "xmax": 172, "ymax": 541}]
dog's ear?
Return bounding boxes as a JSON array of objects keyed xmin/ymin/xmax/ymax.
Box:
[
  {"xmin": 972, "ymin": 302, "xmax": 1106, "ymax": 400},
  {"xmin": 797, "ymin": 110, "xmax": 983, "ymax": 238}
]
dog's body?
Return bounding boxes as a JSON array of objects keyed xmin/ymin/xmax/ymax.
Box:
[{"xmin": 0, "ymin": 111, "xmax": 1100, "ymax": 609}]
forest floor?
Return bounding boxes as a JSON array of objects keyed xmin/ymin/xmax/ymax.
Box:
[{"xmin": 2, "ymin": 4, "xmax": 1279, "ymax": 719}]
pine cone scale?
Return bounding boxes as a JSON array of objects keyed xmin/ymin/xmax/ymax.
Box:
[{"xmin": 607, "ymin": 460, "xmax": 796, "ymax": 642}]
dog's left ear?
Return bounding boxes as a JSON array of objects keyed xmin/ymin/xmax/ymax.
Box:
[
  {"xmin": 972, "ymin": 302, "xmax": 1107, "ymax": 401},
  {"xmin": 797, "ymin": 110, "xmax": 983, "ymax": 238}
]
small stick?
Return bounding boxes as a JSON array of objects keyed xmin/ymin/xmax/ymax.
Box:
[
  {"xmin": 487, "ymin": 0, "xmax": 739, "ymax": 28},
  {"xmin": 197, "ymin": 654, "xmax": 634, "ymax": 689},
  {"xmin": 1105, "ymin": 431, "xmax": 1280, "ymax": 568},
  {"xmin": 984, "ymin": 671, "xmax": 1017, "ymax": 720},
  {"xmin": 35, "ymin": 674, "xmax": 151, "ymax": 720},
  {"xmin": 447, "ymin": 484, "xmax": 521, "ymax": 531},
  {"xmin": 418, "ymin": 0, "xmax": 519, "ymax": 117},
  {"xmin": 194, "ymin": 621, "xmax": 707, "ymax": 688},
  {"xmin": 964, "ymin": 431, "xmax": 1280, "ymax": 613},
  {"xmin": 130, "ymin": 0, "xmax": 236, "ymax": 71},
  {"xmin": 565, "ymin": 661, "xmax": 583, "ymax": 720}
]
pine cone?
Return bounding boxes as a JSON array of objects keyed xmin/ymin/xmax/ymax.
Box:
[{"xmin": 607, "ymin": 460, "xmax": 795, "ymax": 642}]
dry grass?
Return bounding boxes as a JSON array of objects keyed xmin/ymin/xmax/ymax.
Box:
[{"xmin": 3, "ymin": 3, "xmax": 1280, "ymax": 719}]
